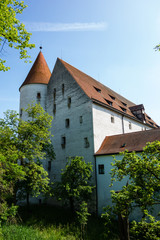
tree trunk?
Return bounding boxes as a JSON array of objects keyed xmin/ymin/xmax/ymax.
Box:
[
  {"xmin": 26, "ymin": 192, "xmax": 30, "ymax": 208},
  {"xmin": 69, "ymin": 196, "xmax": 74, "ymax": 213},
  {"xmin": 118, "ymin": 213, "xmax": 130, "ymax": 240}
]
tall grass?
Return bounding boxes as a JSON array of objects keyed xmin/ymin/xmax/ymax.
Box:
[{"xmin": 1, "ymin": 204, "xmax": 119, "ymax": 240}]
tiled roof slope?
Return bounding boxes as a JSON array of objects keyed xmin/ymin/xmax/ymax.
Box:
[
  {"xmin": 59, "ymin": 58, "xmax": 158, "ymax": 128},
  {"xmin": 95, "ymin": 128, "xmax": 160, "ymax": 155},
  {"xmin": 19, "ymin": 52, "xmax": 51, "ymax": 90}
]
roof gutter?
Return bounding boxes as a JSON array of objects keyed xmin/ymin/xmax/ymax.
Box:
[{"xmin": 91, "ymin": 98, "xmax": 155, "ymax": 129}]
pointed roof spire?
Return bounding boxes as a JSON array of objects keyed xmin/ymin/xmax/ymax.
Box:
[{"xmin": 19, "ymin": 51, "xmax": 51, "ymax": 90}]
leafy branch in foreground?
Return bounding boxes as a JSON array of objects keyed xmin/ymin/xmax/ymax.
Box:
[
  {"xmin": 0, "ymin": 104, "xmax": 55, "ymax": 222},
  {"xmin": 0, "ymin": 0, "xmax": 35, "ymax": 71},
  {"xmin": 102, "ymin": 141, "xmax": 160, "ymax": 240}
]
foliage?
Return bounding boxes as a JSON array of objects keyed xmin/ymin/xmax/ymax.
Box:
[
  {"xmin": 55, "ymin": 156, "xmax": 94, "ymax": 213},
  {"xmin": 0, "ymin": 0, "xmax": 35, "ymax": 71},
  {"xmin": 0, "ymin": 104, "xmax": 54, "ymax": 221},
  {"xmin": 103, "ymin": 141, "xmax": 160, "ymax": 240},
  {"xmin": 130, "ymin": 214, "xmax": 160, "ymax": 240},
  {"xmin": 76, "ymin": 201, "xmax": 91, "ymax": 240},
  {"xmin": 1, "ymin": 205, "xmax": 108, "ymax": 240}
]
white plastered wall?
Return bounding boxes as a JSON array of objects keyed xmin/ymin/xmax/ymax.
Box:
[
  {"xmin": 92, "ymin": 103, "xmax": 152, "ymax": 152},
  {"xmin": 19, "ymin": 84, "xmax": 47, "ymax": 120}
]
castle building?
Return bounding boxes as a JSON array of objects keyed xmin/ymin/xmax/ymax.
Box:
[{"xmin": 19, "ymin": 51, "xmax": 159, "ymax": 213}]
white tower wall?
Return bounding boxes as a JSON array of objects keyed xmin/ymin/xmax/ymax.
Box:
[{"xmin": 19, "ymin": 84, "xmax": 47, "ymax": 120}]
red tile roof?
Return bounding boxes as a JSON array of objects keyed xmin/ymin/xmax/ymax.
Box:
[
  {"xmin": 59, "ymin": 58, "xmax": 158, "ymax": 128},
  {"xmin": 19, "ymin": 51, "xmax": 51, "ymax": 90},
  {"xmin": 95, "ymin": 128, "xmax": 160, "ymax": 155}
]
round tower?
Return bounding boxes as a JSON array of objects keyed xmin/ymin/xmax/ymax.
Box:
[{"xmin": 19, "ymin": 51, "xmax": 51, "ymax": 120}]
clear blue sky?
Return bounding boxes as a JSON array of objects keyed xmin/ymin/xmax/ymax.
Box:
[{"xmin": 1, "ymin": 0, "xmax": 160, "ymax": 124}]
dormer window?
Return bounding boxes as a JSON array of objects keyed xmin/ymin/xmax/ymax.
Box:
[
  {"xmin": 109, "ymin": 95, "xmax": 115, "ymax": 100},
  {"xmin": 120, "ymin": 106, "xmax": 126, "ymax": 112},
  {"xmin": 94, "ymin": 86, "xmax": 101, "ymax": 93},
  {"xmin": 105, "ymin": 99, "xmax": 112, "ymax": 106},
  {"xmin": 121, "ymin": 102, "xmax": 127, "ymax": 107}
]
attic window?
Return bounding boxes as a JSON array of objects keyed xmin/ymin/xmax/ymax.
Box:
[
  {"xmin": 149, "ymin": 121, "xmax": 153, "ymax": 125},
  {"xmin": 109, "ymin": 95, "xmax": 115, "ymax": 100},
  {"xmin": 147, "ymin": 115, "xmax": 151, "ymax": 120},
  {"xmin": 121, "ymin": 143, "xmax": 126, "ymax": 148},
  {"xmin": 120, "ymin": 106, "xmax": 126, "ymax": 112},
  {"xmin": 37, "ymin": 92, "xmax": 41, "ymax": 99},
  {"xmin": 105, "ymin": 99, "xmax": 113, "ymax": 106},
  {"xmin": 94, "ymin": 86, "xmax": 101, "ymax": 93},
  {"xmin": 121, "ymin": 102, "xmax": 127, "ymax": 107}
]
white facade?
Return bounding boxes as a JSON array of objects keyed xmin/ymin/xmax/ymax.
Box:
[
  {"xmin": 92, "ymin": 103, "xmax": 151, "ymax": 152},
  {"xmin": 20, "ymin": 84, "xmax": 47, "ymax": 120}
]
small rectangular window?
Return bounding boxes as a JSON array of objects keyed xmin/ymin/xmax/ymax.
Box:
[
  {"xmin": 84, "ymin": 137, "xmax": 90, "ymax": 148},
  {"xmin": 68, "ymin": 97, "xmax": 71, "ymax": 108},
  {"xmin": 48, "ymin": 161, "xmax": 51, "ymax": 171},
  {"xmin": 20, "ymin": 109, "xmax": 23, "ymax": 117},
  {"xmin": 62, "ymin": 84, "xmax": 64, "ymax": 95},
  {"xmin": 53, "ymin": 104, "xmax": 56, "ymax": 115},
  {"xmin": 65, "ymin": 118, "xmax": 70, "ymax": 128},
  {"xmin": 53, "ymin": 88, "xmax": 56, "ymax": 100},
  {"xmin": 98, "ymin": 164, "xmax": 104, "ymax": 174},
  {"xmin": 37, "ymin": 92, "xmax": 41, "ymax": 99},
  {"xmin": 111, "ymin": 115, "xmax": 114, "ymax": 123},
  {"xmin": 129, "ymin": 122, "xmax": 132, "ymax": 129},
  {"xmin": 80, "ymin": 116, "xmax": 83, "ymax": 124},
  {"xmin": 61, "ymin": 136, "xmax": 66, "ymax": 149}
]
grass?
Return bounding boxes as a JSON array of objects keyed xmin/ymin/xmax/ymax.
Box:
[{"xmin": 0, "ymin": 204, "xmax": 119, "ymax": 240}]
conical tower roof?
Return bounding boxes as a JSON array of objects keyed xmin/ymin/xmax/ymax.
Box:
[{"xmin": 19, "ymin": 51, "xmax": 51, "ymax": 90}]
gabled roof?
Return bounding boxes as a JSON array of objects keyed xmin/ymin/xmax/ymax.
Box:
[
  {"xmin": 59, "ymin": 58, "xmax": 158, "ymax": 128},
  {"xmin": 95, "ymin": 128, "xmax": 160, "ymax": 156},
  {"xmin": 19, "ymin": 51, "xmax": 51, "ymax": 90}
]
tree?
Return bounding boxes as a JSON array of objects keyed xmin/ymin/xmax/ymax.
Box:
[
  {"xmin": 102, "ymin": 141, "xmax": 160, "ymax": 240},
  {"xmin": 55, "ymin": 157, "xmax": 94, "ymax": 213},
  {"xmin": 0, "ymin": 104, "xmax": 54, "ymax": 221},
  {"xmin": 0, "ymin": 0, "xmax": 35, "ymax": 71}
]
